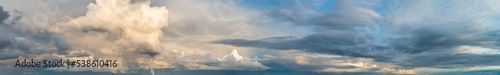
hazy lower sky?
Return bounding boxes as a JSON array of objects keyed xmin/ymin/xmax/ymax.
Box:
[{"xmin": 1, "ymin": 0, "xmax": 500, "ymax": 75}]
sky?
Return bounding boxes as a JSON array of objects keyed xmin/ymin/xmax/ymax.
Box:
[{"xmin": 1, "ymin": 0, "xmax": 500, "ymax": 75}]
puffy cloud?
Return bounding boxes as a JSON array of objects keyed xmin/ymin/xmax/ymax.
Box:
[
  {"xmin": 50, "ymin": 0, "xmax": 270, "ymax": 72},
  {"xmin": 0, "ymin": 0, "xmax": 269, "ymax": 73},
  {"xmin": 172, "ymin": 50, "xmax": 269, "ymax": 70},
  {"xmin": 45, "ymin": 0, "xmax": 170, "ymax": 72}
]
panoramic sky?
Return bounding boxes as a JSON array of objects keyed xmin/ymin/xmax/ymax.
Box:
[{"xmin": 1, "ymin": 0, "xmax": 500, "ymax": 75}]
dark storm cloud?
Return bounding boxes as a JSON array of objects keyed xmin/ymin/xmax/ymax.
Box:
[
  {"xmin": 387, "ymin": 24, "xmax": 500, "ymax": 68},
  {"xmin": 0, "ymin": 6, "xmax": 9, "ymax": 24},
  {"xmin": 391, "ymin": 21, "xmax": 498, "ymax": 54}
]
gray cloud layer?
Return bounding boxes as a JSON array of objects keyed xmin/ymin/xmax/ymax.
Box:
[
  {"xmin": 214, "ymin": 0, "xmax": 386, "ymax": 59},
  {"xmin": 214, "ymin": 34, "xmax": 376, "ymax": 58},
  {"xmin": 2, "ymin": 0, "xmax": 500, "ymax": 74},
  {"xmin": 214, "ymin": 0, "xmax": 500, "ymax": 71}
]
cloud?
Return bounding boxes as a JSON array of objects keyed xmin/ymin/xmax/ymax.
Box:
[
  {"xmin": 0, "ymin": 0, "xmax": 271, "ymax": 74},
  {"xmin": 388, "ymin": 19, "xmax": 498, "ymax": 54},
  {"xmin": 398, "ymin": 52, "xmax": 500, "ymax": 68},
  {"xmin": 258, "ymin": 50, "xmax": 415, "ymax": 74},
  {"xmin": 213, "ymin": 0, "xmax": 386, "ymax": 59},
  {"xmin": 51, "ymin": 35, "xmax": 70, "ymax": 53},
  {"xmin": 2, "ymin": 0, "xmax": 500, "ymax": 74},
  {"xmin": 41, "ymin": 49, "xmax": 269, "ymax": 73},
  {"xmin": 0, "ymin": 0, "xmax": 272, "ymax": 73},
  {"xmin": 265, "ymin": 0, "xmax": 380, "ymax": 29},
  {"xmin": 0, "ymin": 6, "xmax": 8, "ymax": 23},
  {"xmin": 0, "ymin": 35, "xmax": 59, "ymax": 60},
  {"xmin": 213, "ymin": 33, "xmax": 378, "ymax": 58},
  {"xmin": 44, "ymin": 0, "xmax": 170, "ymax": 72},
  {"xmin": 172, "ymin": 50, "xmax": 269, "ymax": 70},
  {"xmin": 214, "ymin": 0, "xmax": 500, "ymax": 74}
]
